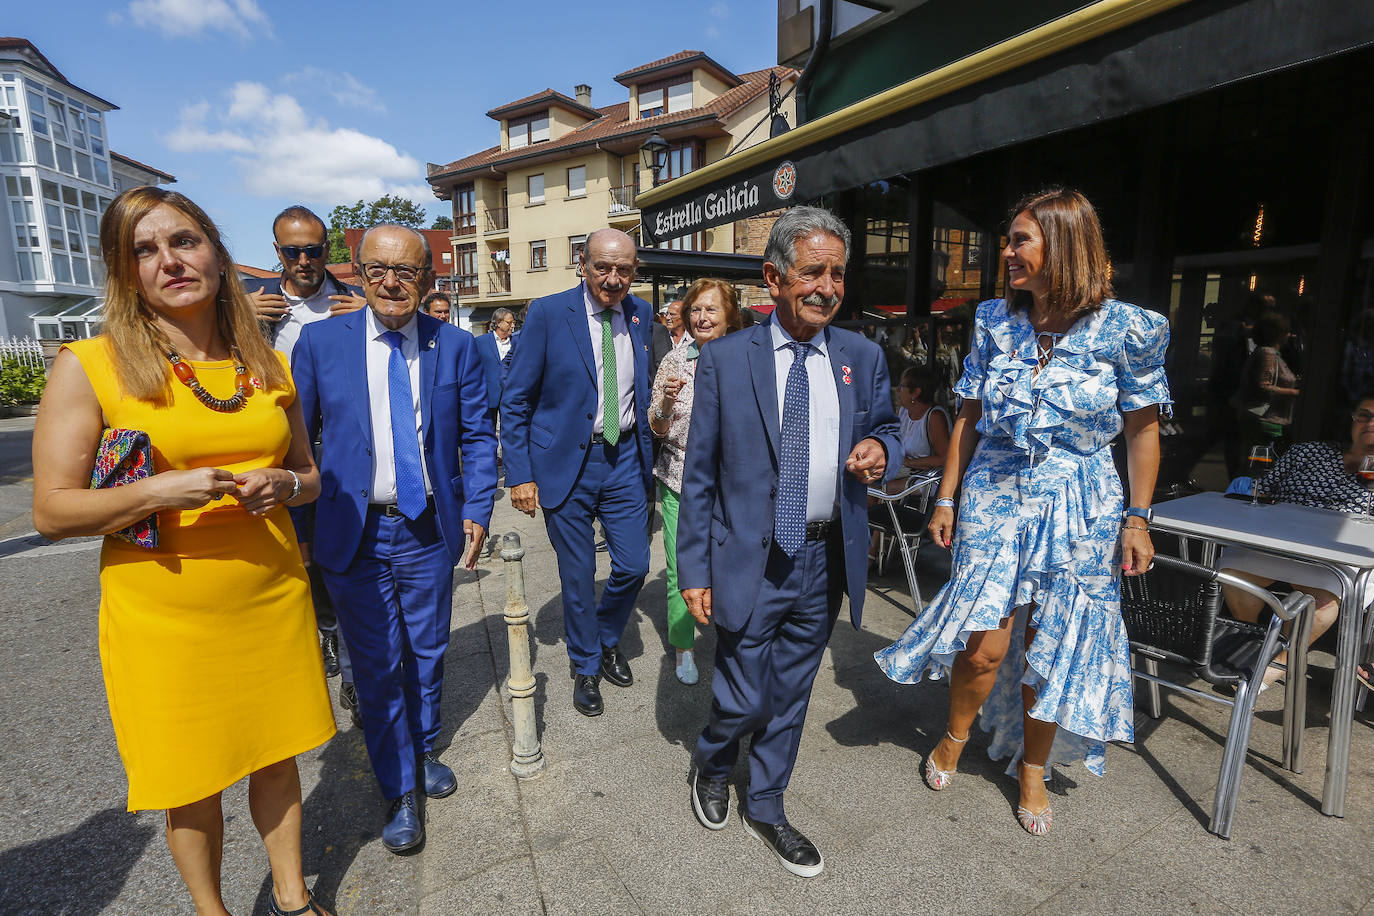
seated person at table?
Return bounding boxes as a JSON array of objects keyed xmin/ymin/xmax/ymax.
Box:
[
  {"xmin": 1221, "ymin": 392, "xmax": 1374, "ymax": 688},
  {"xmin": 869, "ymin": 366, "xmax": 951, "ymax": 559}
]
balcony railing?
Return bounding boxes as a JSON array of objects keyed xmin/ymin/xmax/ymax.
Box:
[
  {"xmin": 487, "ymin": 270, "xmax": 511, "ymax": 295},
  {"xmin": 608, "ymin": 185, "xmax": 637, "ymax": 214},
  {"xmin": 485, "ymin": 207, "xmax": 509, "ymax": 232},
  {"xmin": 436, "ymin": 273, "xmax": 479, "ymax": 297},
  {"xmin": 452, "ymin": 218, "xmax": 476, "ymax": 237}
]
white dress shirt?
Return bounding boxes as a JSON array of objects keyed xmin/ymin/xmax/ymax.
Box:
[
  {"xmin": 272, "ymin": 282, "xmax": 336, "ymax": 367},
  {"xmin": 365, "ymin": 308, "xmax": 433, "ymax": 504},
  {"xmin": 495, "ymin": 334, "xmax": 513, "ymax": 361},
  {"xmin": 770, "ymin": 320, "xmax": 840, "ymax": 523},
  {"xmin": 582, "ymin": 283, "xmax": 636, "ymax": 435}
]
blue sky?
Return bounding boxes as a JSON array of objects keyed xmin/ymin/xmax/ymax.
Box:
[{"xmin": 9, "ymin": 0, "xmax": 778, "ymax": 269}]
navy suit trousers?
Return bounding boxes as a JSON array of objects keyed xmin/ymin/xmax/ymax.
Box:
[
  {"xmin": 543, "ymin": 437, "xmax": 650, "ymax": 675},
  {"xmin": 322, "ymin": 506, "xmax": 454, "ymax": 800},
  {"xmin": 695, "ymin": 532, "xmax": 843, "ymax": 824}
]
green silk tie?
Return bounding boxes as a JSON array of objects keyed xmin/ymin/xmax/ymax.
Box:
[{"xmin": 600, "ymin": 309, "xmax": 620, "ymax": 446}]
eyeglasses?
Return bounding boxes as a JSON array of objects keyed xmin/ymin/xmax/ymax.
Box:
[
  {"xmin": 589, "ymin": 263, "xmax": 635, "ymax": 280},
  {"xmin": 278, "ymin": 244, "xmax": 325, "ymax": 260},
  {"xmin": 1353, "ymin": 411, "xmax": 1374, "ymax": 425},
  {"xmin": 361, "ymin": 261, "xmax": 425, "ymax": 283}
]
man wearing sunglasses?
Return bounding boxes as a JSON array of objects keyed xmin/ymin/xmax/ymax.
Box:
[{"xmin": 244, "ymin": 205, "xmax": 367, "ymax": 363}]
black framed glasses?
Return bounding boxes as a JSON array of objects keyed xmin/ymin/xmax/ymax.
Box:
[
  {"xmin": 361, "ymin": 261, "xmax": 425, "ymax": 283},
  {"xmin": 1353, "ymin": 411, "xmax": 1374, "ymax": 425},
  {"xmin": 278, "ymin": 244, "xmax": 325, "ymax": 260}
]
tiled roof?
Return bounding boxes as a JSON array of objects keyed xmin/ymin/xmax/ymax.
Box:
[
  {"xmin": 615, "ymin": 50, "xmax": 741, "ymax": 88},
  {"xmin": 234, "ymin": 263, "xmax": 276, "ymax": 279},
  {"xmin": 430, "ymin": 67, "xmax": 795, "ymax": 184},
  {"xmin": 486, "ymin": 88, "xmax": 599, "ymax": 120},
  {"xmin": 110, "ymin": 151, "xmax": 176, "ymax": 183},
  {"xmin": 614, "ymin": 50, "xmax": 702, "ymax": 82}
]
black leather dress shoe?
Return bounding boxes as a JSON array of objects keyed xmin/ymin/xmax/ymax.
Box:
[
  {"xmin": 691, "ymin": 768, "xmax": 730, "ymax": 830},
  {"xmin": 573, "ymin": 673, "xmax": 603, "ymax": 716},
  {"xmin": 382, "ymin": 791, "xmax": 424, "ymax": 854},
  {"xmin": 320, "ymin": 631, "xmax": 340, "ymax": 678},
  {"xmin": 600, "ymin": 644, "xmax": 633, "ymax": 687},
  {"xmin": 338, "ymin": 681, "xmax": 362, "ymax": 730},
  {"xmin": 742, "ymin": 813, "xmax": 824, "ymax": 877},
  {"xmin": 420, "ymin": 752, "xmax": 457, "ymax": 798}
]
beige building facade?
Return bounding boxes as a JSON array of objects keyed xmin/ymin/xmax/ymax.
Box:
[{"xmin": 426, "ymin": 51, "xmax": 795, "ymax": 322}]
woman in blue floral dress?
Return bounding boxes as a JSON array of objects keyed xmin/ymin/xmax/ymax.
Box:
[{"xmin": 874, "ymin": 189, "xmax": 1171, "ymax": 836}]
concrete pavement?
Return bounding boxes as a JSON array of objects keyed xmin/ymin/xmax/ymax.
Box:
[{"xmin": 0, "ymin": 424, "xmax": 1370, "ymax": 913}]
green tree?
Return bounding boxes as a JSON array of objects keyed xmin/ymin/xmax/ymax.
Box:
[
  {"xmin": 430, "ymin": 215, "xmax": 454, "ymax": 230},
  {"xmin": 327, "ymin": 195, "xmax": 428, "ymax": 262}
]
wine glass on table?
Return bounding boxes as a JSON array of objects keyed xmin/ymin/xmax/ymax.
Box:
[
  {"xmin": 1248, "ymin": 444, "xmax": 1275, "ymax": 506},
  {"xmin": 1357, "ymin": 455, "xmax": 1374, "ymax": 524}
]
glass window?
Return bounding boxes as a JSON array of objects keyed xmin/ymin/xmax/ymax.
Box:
[
  {"xmin": 26, "ymin": 91, "xmax": 47, "ymax": 134},
  {"xmin": 34, "ymin": 137, "xmax": 53, "ymax": 168},
  {"xmin": 72, "ymin": 256, "xmax": 90, "ymax": 285},
  {"xmin": 84, "ymin": 212, "xmax": 98, "ymax": 234},
  {"xmin": 49, "ymin": 103, "xmax": 67, "ymax": 142},
  {"xmin": 638, "ymin": 88, "xmax": 664, "ymax": 118},
  {"xmin": 530, "ymin": 240, "xmax": 547, "ymax": 269},
  {"xmin": 663, "ymin": 142, "xmax": 697, "ymax": 180},
  {"xmin": 567, "ymin": 165, "xmax": 585, "ymax": 197},
  {"xmin": 4, "ymin": 175, "xmax": 17, "ymax": 196},
  {"xmin": 52, "ymin": 253, "xmax": 71, "ymax": 283},
  {"xmin": 508, "ymin": 112, "xmax": 550, "ymax": 149},
  {"xmin": 90, "ymin": 258, "xmax": 104, "ymax": 286},
  {"xmin": 453, "ymin": 185, "xmax": 475, "ymax": 231},
  {"xmin": 75, "ymin": 152, "xmax": 92, "ymax": 181},
  {"xmin": 81, "ymin": 191, "xmax": 96, "ymax": 211},
  {"xmin": 93, "ymin": 158, "xmax": 109, "ymax": 187},
  {"xmin": 569, "ymin": 234, "xmax": 586, "ymax": 264},
  {"xmin": 41, "ymin": 180, "xmax": 59, "ymax": 201},
  {"xmin": 61, "ymin": 186, "xmax": 78, "ymax": 205},
  {"xmin": 55, "ymin": 144, "xmax": 73, "ymax": 174},
  {"xmin": 667, "ymin": 81, "xmax": 692, "ymax": 113},
  {"xmin": 527, "ymin": 173, "xmax": 544, "ymax": 204},
  {"xmin": 0, "ymin": 132, "xmax": 17, "ymax": 163}
]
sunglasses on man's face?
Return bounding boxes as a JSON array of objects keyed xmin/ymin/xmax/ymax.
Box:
[{"xmin": 279, "ymin": 244, "xmax": 326, "ymax": 260}]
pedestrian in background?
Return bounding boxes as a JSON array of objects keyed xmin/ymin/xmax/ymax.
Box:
[
  {"xmin": 32, "ymin": 187, "xmax": 334, "ymax": 915},
  {"xmin": 475, "ymin": 307, "xmax": 518, "ymax": 447},
  {"xmin": 648, "ymin": 279, "xmax": 744, "ymax": 685},
  {"xmin": 421, "ymin": 291, "xmax": 453, "ymax": 323},
  {"xmin": 293, "ymin": 225, "xmax": 497, "ymax": 854}
]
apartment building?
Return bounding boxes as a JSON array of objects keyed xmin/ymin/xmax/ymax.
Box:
[
  {"xmin": 425, "ymin": 51, "xmax": 795, "ymax": 321},
  {"xmin": 0, "ymin": 38, "xmax": 175, "ymax": 339}
]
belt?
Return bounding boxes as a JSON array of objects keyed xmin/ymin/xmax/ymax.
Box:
[
  {"xmin": 804, "ymin": 519, "xmax": 836, "ymax": 541},
  {"xmin": 591, "ymin": 428, "xmax": 634, "ymax": 445},
  {"xmin": 369, "ymin": 497, "xmax": 435, "ymax": 518}
]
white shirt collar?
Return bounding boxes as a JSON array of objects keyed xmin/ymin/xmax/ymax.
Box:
[
  {"xmin": 769, "ymin": 316, "xmax": 829, "ymax": 358},
  {"xmin": 366, "ymin": 306, "xmax": 419, "ymax": 344}
]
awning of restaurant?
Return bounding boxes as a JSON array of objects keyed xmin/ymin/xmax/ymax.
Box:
[
  {"xmin": 634, "ymin": 247, "xmax": 764, "ymax": 282},
  {"xmin": 638, "ymin": 0, "xmax": 1374, "ymax": 244}
]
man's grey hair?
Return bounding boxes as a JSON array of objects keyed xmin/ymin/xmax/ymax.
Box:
[
  {"xmin": 492, "ymin": 307, "xmax": 514, "ymax": 324},
  {"xmin": 763, "ymin": 206, "xmax": 851, "ymax": 278},
  {"xmin": 355, "ymin": 224, "xmax": 433, "ymax": 271}
]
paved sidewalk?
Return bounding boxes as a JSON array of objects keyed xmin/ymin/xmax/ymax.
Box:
[{"xmin": 420, "ymin": 494, "xmax": 1374, "ymax": 915}]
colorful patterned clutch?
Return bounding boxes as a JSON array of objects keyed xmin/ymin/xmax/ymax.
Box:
[{"xmin": 90, "ymin": 428, "xmax": 158, "ymax": 548}]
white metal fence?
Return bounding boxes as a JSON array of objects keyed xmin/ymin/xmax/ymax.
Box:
[{"xmin": 0, "ymin": 337, "xmax": 47, "ymax": 374}]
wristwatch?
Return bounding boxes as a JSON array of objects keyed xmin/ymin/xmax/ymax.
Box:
[{"xmin": 1122, "ymin": 506, "xmax": 1153, "ymax": 525}]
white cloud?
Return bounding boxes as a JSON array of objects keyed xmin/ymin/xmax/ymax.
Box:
[
  {"xmin": 127, "ymin": 0, "xmax": 271, "ymax": 39},
  {"xmin": 165, "ymin": 82, "xmax": 430, "ymax": 204},
  {"xmin": 283, "ymin": 67, "xmax": 386, "ymax": 113}
]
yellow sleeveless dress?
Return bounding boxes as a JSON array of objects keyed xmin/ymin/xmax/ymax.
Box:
[{"xmin": 66, "ymin": 338, "xmax": 336, "ymax": 812}]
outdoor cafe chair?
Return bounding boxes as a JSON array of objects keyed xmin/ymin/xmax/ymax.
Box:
[
  {"xmin": 867, "ymin": 469, "xmax": 942, "ymax": 614},
  {"xmin": 1121, "ymin": 554, "xmax": 1315, "ymax": 839}
]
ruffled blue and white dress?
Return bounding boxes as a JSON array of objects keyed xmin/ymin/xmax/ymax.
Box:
[{"xmin": 874, "ymin": 298, "xmax": 1172, "ymax": 777}]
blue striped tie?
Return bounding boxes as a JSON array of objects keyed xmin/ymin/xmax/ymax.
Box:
[
  {"xmin": 382, "ymin": 331, "xmax": 426, "ymax": 520},
  {"xmin": 773, "ymin": 341, "xmax": 810, "ymax": 556}
]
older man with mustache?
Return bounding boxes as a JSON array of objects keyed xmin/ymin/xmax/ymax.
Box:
[
  {"xmin": 676, "ymin": 206, "xmax": 901, "ymax": 877},
  {"xmin": 502, "ymin": 228, "xmax": 655, "ymax": 717}
]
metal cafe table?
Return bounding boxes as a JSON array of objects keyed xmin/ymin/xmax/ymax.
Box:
[{"xmin": 1150, "ymin": 492, "xmax": 1374, "ymax": 817}]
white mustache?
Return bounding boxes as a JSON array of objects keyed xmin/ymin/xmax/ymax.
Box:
[{"xmin": 803, "ymin": 292, "xmax": 840, "ymax": 309}]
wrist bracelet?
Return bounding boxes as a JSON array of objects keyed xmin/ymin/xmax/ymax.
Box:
[
  {"xmin": 652, "ymin": 405, "xmax": 672, "ymax": 423},
  {"xmin": 1122, "ymin": 522, "xmax": 1148, "ymax": 531},
  {"xmin": 286, "ymin": 469, "xmax": 301, "ymax": 502},
  {"xmin": 934, "ymin": 497, "xmax": 955, "ymax": 508}
]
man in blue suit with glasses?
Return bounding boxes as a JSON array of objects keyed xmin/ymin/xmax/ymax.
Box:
[{"xmin": 294, "ymin": 224, "xmax": 497, "ymax": 854}]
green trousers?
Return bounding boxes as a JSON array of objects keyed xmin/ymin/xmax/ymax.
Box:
[{"xmin": 658, "ymin": 481, "xmax": 696, "ymax": 650}]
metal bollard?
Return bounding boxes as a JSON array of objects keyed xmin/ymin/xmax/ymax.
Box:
[{"xmin": 500, "ymin": 532, "xmax": 545, "ymax": 777}]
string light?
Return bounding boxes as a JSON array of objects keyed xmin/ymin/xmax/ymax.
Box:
[
  {"xmin": 1297, "ymin": 275, "xmax": 1305, "ymax": 297},
  {"xmin": 1249, "ymin": 273, "xmax": 1258, "ymax": 291},
  {"xmin": 1252, "ymin": 204, "xmax": 1265, "ymax": 248}
]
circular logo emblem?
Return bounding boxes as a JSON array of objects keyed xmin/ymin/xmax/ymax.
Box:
[{"xmin": 773, "ymin": 161, "xmax": 797, "ymax": 200}]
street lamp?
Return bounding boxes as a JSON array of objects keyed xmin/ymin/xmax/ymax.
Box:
[{"xmin": 639, "ymin": 131, "xmax": 669, "ymax": 186}]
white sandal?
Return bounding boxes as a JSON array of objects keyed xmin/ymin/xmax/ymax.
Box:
[
  {"xmin": 1015, "ymin": 762, "xmax": 1053, "ymax": 837},
  {"xmin": 922, "ymin": 730, "xmax": 968, "ymax": 791}
]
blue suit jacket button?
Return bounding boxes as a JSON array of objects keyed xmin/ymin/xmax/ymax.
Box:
[
  {"xmin": 761, "ymin": 537, "xmax": 768, "ymax": 547},
  {"xmin": 586, "ymin": 413, "xmax": 593, "ymax": 420},
  {"xmin": 770, "ymin": 487, "xmax": 776, "ymax": 499},
  {"xmin": 579, "ymin": 443, "xmax": 586, "ymax": 450}
]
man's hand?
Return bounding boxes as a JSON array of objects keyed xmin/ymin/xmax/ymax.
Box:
[
  {"xmin": 462, "ymin": 519, "xmax": 487, "ymax": 570},
  {"xmin": 250, "ymin": 288, "xmax": 289, "ymax": 323},
  {"xmin": 329, "ymin": 293, "xmax": 367, "ymax": 316},
  {"xmin": 845, "ymin": 436, "xmax": 888, "ymax": 485},
  {"xmin": 683, "ymin": 587, "xmax": 712, "ymax": 625},
  {"xmin": 510, "ymin": 482, "xmax": 539, "ymax": 517}
]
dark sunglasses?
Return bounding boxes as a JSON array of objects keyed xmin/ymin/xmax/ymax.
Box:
[{"xmin": 279, "ymin": 244, "xmax": 325, "ymax": 260}]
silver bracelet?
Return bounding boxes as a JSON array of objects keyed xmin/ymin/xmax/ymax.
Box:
[
  {"xmin": 934, "ymin": 497, "xmax": 955, "ymax": 508},
  {"xmin": 285, "ymin": 469, "xmax": 301, "ymax": 502},
  {"xmin": 652, "ymin": 405, "xmax": 672, "ymax": 423}
]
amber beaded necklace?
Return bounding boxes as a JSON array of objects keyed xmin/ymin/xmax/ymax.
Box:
[{"xmin": 166, "ymin": 346, "xmax": 251, "ymax": 412}]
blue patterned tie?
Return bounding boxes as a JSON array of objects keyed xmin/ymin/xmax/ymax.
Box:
[
  {"xmin": 774, "ymin": 341, "xmax": 810, "ymax": 556},
  {"xmin": 382, "ymin": 331, "xmax": 426, "ymax": 520}
]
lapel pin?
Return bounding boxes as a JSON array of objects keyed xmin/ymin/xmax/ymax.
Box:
[
  {"xmin": 631, "ymin": 315, "xmax": 640, "ymax": 325},
  {"xmin": 842, "ymin": 365, "xmax": 851, "ymax": 375},
  {"xmin": 843, "ymin": 375, "xmax": 852, "ymax": 385},
  {"xmin": 427, "ymin": 339, "xmax": 436, "ymax": 349}
]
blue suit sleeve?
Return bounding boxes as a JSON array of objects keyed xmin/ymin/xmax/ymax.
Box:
[
  {"xmin": 295, "ymin": 326, "xmax": 322, "ymax": 442},
  {"xmin": 454, "ymin": 333, "xmax": 498, "ymax": 529},
  {"xmin": 675, "ymin": 342, "xmax": 721, "ymax": 591},
  {"xmin": 865, "ymin": 352, "xmax": 904, "ymax": 482},
  {"xmin": 500, "ymin": 308, "xmax": 546, "ymax": 488}
]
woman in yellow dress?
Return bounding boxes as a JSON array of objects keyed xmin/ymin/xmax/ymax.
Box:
[{"xmin": 32, "ymin": 187, "xmax": 335, "ymax": 916}]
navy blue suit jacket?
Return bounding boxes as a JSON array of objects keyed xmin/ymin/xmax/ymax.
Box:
[
  {"xmin": 676, "ymin": 321, "xmax": 902, "ymax": 631},
  {"xmin": 293, "ymin": 310, "xmax": 498, "ymax": 573},
  {"xmin": 501, "ymin": 284, "xmax": 654, "ymax": 510},
  {"xmin": 474, "ymin": 330, "xmax": 517, "ymax": 411}
]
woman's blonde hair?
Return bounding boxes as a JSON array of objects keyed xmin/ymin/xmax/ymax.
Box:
[
  {"xmin": 1007, "ymin": 188, "xmax": 1114, "ymax": 318},
  {"xmin": 99, "ymin": 186, "xmax": 287, "ymax": 403},
  {"xmin": 678, "ymin": 277, "xmax": 745, "ymax": 335}
]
